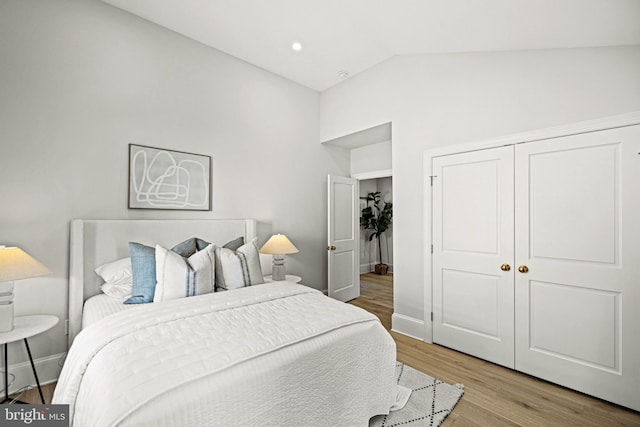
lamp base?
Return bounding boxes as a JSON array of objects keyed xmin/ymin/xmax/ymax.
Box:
[
  {"xmin": 0, "ymin": 281, "xmax": 13, "ymax": 332},
  {"xmin": 271, "ymin": 255, "xmax": 286, "ymax": 281},
  {"xmin": 0, "ymin": 281, "xmax": 13, "ymax": 294},
  {"xmin": 0, "ymin": 299, "xmax": 14, "ymax": 332}
]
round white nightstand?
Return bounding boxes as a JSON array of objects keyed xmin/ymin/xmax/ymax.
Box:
[
  {"xmin": 264, "ymin": 274, "xmax": 302, "ymax": 283},
  {"xmin": 0, "ymin": 315, "xmax": 58, "ymax": 404}
]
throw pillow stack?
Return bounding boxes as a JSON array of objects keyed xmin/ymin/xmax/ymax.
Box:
[{"xmin": 94, "ymin": 236, "xmax": 265, "ymax": 304}]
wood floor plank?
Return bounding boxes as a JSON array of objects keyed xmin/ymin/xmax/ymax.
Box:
[
  {"xmin": 350, "ymin": 273, "xmax": 640, "ymax": 427},
  {"xmin": 7, "ymin": 382, "xmax": 55, "ymax": 404},
  {"xmin": 442, "ymin": 399, "xmax": 519, "ymax": 427}
]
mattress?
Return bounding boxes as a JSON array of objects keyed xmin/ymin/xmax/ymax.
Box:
[
  {"xmin": 82, "ymin": 293, "xmax": 134, "ymax": 328},
  {"xmin": 54, "ymin": 283, "xmax": 397, "ymax": 426}
]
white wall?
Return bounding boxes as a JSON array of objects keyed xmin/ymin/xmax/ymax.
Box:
[
  {"xmin": 0, "ymin": 0, "xmax": 345, "ymax": 382},
  {"xmin": 351, "ymin": 140, "xmax": 392, "ymax": 176},
  {"xmin": 320, "ymin": 46, "xmax": 640, "ymax": 339}
]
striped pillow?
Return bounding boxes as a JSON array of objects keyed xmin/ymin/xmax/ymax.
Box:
[
  {"xmin": 215, "ymin": 239, "xmax": 264, "ymax": 291},
  {"xmin": 154, "ymin": 243, "xmax": 216, "ymax": 302}
]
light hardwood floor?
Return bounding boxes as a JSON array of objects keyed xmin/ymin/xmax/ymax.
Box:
[
  {"xmin": 6, "ymin": 382, "xmax": 55, "ymax": 405},
  {"xmin": 350, "ymin": 272, "xmax": 640, "ymax": 427}
]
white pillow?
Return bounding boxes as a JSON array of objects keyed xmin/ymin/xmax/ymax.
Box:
[
  {"xmin": 215, "ymin": 238, "xmax": 264, "ymax": 291},
  {"xmin": 94, "ymin": 257, "xmax": 132, "ymax": 285},
  {"xmin": 154, "ymin": 243, "xmax": 216, "ymax": 302},
  {"xmin": 100, "ymin": 282, "xmax": 132, "ymax": 300}
]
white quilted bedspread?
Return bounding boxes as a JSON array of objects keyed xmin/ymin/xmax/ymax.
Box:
[{"xmin": 53, "ymin": 283, "xmax": 396, "ymax": 427}]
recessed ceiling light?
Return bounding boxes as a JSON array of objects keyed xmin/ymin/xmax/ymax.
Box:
[{"xmin": 291, "ymin": 42, "xmax": 302, "ymax": 52}]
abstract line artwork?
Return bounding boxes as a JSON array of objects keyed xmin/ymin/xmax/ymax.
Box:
[{"xmin": 128, "ymin": 144, "xmax": 211, "ymax": 210}]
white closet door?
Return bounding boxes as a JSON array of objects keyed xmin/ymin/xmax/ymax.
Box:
[
  {"xmin": 432, "ymin": 146, "xmax": 515, "ymax": 368},
  {"xmin": 514, "ymin": 125, "xmax": 640, "ymax": 411}
]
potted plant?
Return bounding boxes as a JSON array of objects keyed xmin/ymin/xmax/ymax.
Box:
[{"xmin": 360, "ymin": 191, "xmax": 393, "ymax": 275}]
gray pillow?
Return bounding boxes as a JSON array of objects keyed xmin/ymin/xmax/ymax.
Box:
[
  {"xmin": 222, "ymin": 236, "xmax": 244, "ymax": 251},
  {"xmin": 172, "ymin": 237, "xmax": 211, "ymax": 257},
  {"xmin": 175, "ymin": 236, "xmax": 242, "ymax": 255},
  {"xmin": 215, "ymin": 239, "xmax": 264, "ymax": 291}
]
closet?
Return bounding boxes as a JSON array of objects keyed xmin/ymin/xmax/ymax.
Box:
[{"xmin": 429, "ymin": 122, "xmax": 640, "ymax": 411}]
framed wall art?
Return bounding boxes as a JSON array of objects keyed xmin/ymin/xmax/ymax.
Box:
[{"xmin": 128, "ymin": 144, "xmax": 212, "ymax": 211}]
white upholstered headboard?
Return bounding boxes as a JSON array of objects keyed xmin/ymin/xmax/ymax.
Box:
[{"xmin": 68, "ymin": 219, "xmax": 257, "ymax": 347}]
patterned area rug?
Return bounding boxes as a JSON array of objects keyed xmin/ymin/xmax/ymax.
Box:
[{"xmin": 370, "ymin": 362, "xmax": 464, "ymax": 427}]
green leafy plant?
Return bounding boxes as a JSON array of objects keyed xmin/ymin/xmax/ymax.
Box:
[{"xmin": 360, "ymin": 191, "xmax": 393, "ymax": 268}]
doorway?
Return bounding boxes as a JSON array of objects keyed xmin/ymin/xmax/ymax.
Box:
[
  {"xmin": 357, "ymin": 175, "xmax": 393, "ymax": 329},
  {"xmin": 359, "ymin": 176, "xmax": 393, "ymax": 275},
  {"xmin": 321, "ymin": 121, "xmax": 393, "ymax": 318}
]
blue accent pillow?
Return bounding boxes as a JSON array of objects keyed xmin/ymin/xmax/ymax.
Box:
[{"xmin": 124, "ymin": 242, "xmax": 157, "ymax": 304}]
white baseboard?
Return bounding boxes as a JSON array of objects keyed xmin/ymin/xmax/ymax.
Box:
[
  {"xmin": 360, "ymin": 263, "xmax": 394, "ymax": 274},
  {"xmin": 2, "ymin": 352, "xmax": 65, "ymax": 396},
  {"xmin": 391, "ymin": 313, "xmax": 425, "ymax": 341}
]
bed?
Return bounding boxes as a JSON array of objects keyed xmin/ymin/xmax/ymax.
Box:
[{"xmin": 53, "ymin": 219, "xmax": 398, "ymax": 427}]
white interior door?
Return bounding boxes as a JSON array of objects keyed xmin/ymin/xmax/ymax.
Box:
[
  {"xmin": 432, "ymin": 146, "xmax": 515, "ymax": 368},
  {"xmin": 514, "ymin": 125, "xmax": 640, "ymax": 411},
  {"xmin": 327, "ymin": 174, "xmax": 360, "ymax": 302}
]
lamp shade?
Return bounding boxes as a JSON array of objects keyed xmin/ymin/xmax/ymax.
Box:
[
  {"xmin": 0, "ymin": 246, "xmax": 52, "ymax": 282},
  {"xmin": 259, "ymin": 234, "xmax": 299, "ymax": 255}
]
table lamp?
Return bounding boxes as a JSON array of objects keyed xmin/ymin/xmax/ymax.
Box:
[
  {"xmin": 0, "ymin": 246, "xmax": 51, "ymax": 332},
  {"xmin": 259, "ymin": 234, "xmax": 298, "ymax": 281}
]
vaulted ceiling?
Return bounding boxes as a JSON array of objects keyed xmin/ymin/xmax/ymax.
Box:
[{"xmin": 100, "ymin": 0, "xmax": 640, "ymax": 91}]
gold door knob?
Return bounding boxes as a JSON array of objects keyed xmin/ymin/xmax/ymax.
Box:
[
  {"xmin": 518, "ymin": 265, "xmax": 529, "ymax": 273},
  {"xmin": 327, "ymin": 245, "xmax": 336, "ymax": 251},
  {"xmin": 500, "ymin": 264, "xmax": 511, "ymax": 272}
]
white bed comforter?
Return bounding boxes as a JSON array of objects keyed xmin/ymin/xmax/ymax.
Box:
[{"xmin": 53, "ymin": 283, "xmax": 397, "ymax": 427}]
